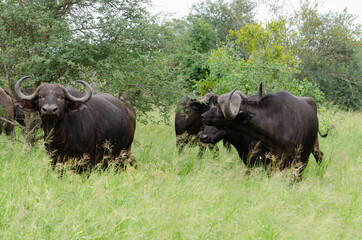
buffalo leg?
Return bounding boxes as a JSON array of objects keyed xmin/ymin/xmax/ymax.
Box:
[
  {"xmin": 197, "ymin": 143, "xmax": 207, "ymax": 157},
  {"xmin": 292, "ymin": 162, "xmax": 307, "ymax": 182},
  {"xmin": 4, "ymin": 122, "xmax": 14, "ymax": 136},
  {"xmin": 222, "ymin": 140, "xmax": 232, "ymax": 152},
  {"xmin": 176, "ymin": 134, "xmax": 189, "ymax": 154},
  {"xmin": 312, "ymin": 136, "xmax": 324, "ymax": 164},
  {"xmin": 208, "ymin": 144, "xmax": 220, "ymax": 158},
  {"xmin": 113, "ymin": 149, "xmax": 137, "ymax": 172}
]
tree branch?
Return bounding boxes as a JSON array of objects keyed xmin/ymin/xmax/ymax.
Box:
[{"xmin": 0, "ymin": 117, "xmax": 24, "ymax": 129}]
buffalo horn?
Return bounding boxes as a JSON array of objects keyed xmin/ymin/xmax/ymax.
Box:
[
  {"xmin": 236, "ymin": 91, "xmax": 247, "ymax": 98},
  {"xmin": 224, "ymin": 88, "xmax": 238, "ymax": 120},
  {"xmin": 198, "ymin": 92, "xmax": 217, "ymax": 104},
  {"xmin": 64, "ymin": 80, "xmax": 92, "ymax": 102},
  {"xmin": 14, "ymin": 76, "xmax": 38, "ymax": 100}
]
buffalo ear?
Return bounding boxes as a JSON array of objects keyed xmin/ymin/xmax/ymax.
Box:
[
  {"xmin": 67, "ymin": 101, "xmax": 88, "ymax": 112},
  {"xmin": 238, "ymin": 111, "xmax": 256, "ymax": 121},
  {"xmin": 13, "ymin": 100, "xmax": 38, "ymax": 113}
]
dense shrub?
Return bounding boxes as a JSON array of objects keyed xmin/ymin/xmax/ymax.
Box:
[{"xmin": 195, "ymin": 21, "xmax": 325, "ymax": 103}]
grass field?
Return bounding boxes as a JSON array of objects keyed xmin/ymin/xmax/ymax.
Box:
[{"xmin": 0, "ymin": 110, "xmax": 361, "ymax": 239}]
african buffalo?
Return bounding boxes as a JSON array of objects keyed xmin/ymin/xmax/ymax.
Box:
[
  {"xmin": 175, "ymin": 93, "xmax": 221, "ymax": 157},
  {"xmin": 0, "ymin": 87, "xmax": 14, "ymax": 135},
  {"xmin": 14, "ymin": 76, "xmax": 136, "ymax": 172},
  {"xmin": 201, "ymin": 88, "xmax": 322, "ymax": 180},
  {"xmin": 200, "ymin": 85, "xmax": 328, "ymax": 168}
]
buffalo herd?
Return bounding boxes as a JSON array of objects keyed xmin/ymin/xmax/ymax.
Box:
[
  {"xmin": 178, "ymin": 83, "xmax": 328, "ymax": 180},
  {"xmin": 1, "ymin": 77, "xmax": 328, "ymax": 180}
]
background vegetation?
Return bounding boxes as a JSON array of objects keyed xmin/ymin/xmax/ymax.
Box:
[
  {"xmin": 0, "ymin": 0, "xmax": 360, "ymax": 114},
  {"xmin": 0, "ymin": 110, "xmax": 360, "ymax": 239}
]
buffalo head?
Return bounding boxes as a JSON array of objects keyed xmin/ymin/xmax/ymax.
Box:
[
  {"xmin": 14, "ymin": 76, "xmax": 92, "ymax": 125},
  {"xmin": 183, "ymin": 92, "xmax": 218, "ymax": 115},
  {"xmin": 201, "ymin": 89, "xmax": 253, "ymax": 127},
  {"xmin": 201, "ymin": 84, "xmax": 264, "ymax": 128},
  {"xmin": 199, "ymin": 126, "xmax": 230, "ymax": 144}
]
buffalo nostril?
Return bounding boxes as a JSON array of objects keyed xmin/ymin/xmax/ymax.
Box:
[{"xmin": 42, "ymin": 105, "xmax": 58, "ymax": 114}]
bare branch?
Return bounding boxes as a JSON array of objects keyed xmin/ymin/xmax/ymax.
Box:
[{"xmin": 0, "ymin": 117, "xmax": 24, "ymax": 129}]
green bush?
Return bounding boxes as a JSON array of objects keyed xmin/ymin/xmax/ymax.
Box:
[{"xmin": 194, "ymin": 21, "xmax": 325, "ymax": 103}]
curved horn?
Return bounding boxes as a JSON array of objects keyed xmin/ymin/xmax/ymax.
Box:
[
  {"xmin": 258, "ymin": 82, "xmax": 263, "ymax": 100},
  {"xmin": 236, "ymin": 91, "xmax": 247, "ymax": 98},
  {"xmin": 64, "ymin": 80, "xmax": 92, "ymax": 102},
  {"xmin": 198, "ymin": 92, "xmax": 217, "ymax": 104},
  {"xmin": 224, "ymin": 88, "xmax": 238, "ymax": 120},
  {"xmin": 14, "ymin": 76, "xmax": 38, "ymax": 100}
]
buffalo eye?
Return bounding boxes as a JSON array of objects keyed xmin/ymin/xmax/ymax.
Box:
[
  {"xmin": 58, "ymin": 95, "xmax": 64, "ymax": 100},
  {"xmin": 38, "ymin": 96, "xmax": 43, "ymax": 100}
]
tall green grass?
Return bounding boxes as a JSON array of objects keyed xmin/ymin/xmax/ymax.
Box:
[{"xmin": 0, "ymin": 111, "xmax": 360, "ymax": 239}]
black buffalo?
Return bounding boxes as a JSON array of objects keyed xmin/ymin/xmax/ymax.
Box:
[
  {"xmin": 0, "ymin": 87, "xmax": 14, "ymax": 135},
  {"xmin": 14, "ymin": 76, "xmax": 136, "ymax": 172},
  {"xmin": 200, "ymin": 86, "xmax": 328, "ymax": 168},
  {"xmin": 202, "ymin": 88, "xmax": 323, "ymax": 180},
  {"xmin": 175, "ymin": 93, "xmax": 222, "ymax": 157}
]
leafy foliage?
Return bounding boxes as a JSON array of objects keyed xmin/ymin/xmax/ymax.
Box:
[
  {"xmin": 291, "ymin": 1, "xmax": 362, "ymax": 110},
  {"xmin": 168, "ymin": 19, "xmax": 217, "ymax": 86},
  {"xmin": 188, "ymin": 0, "xmax": 256, "ymax": 42},
  {"xmin": 0, "ymin": 0, "xmax": 360, "ymax": 116},
  {"xmin": 0, "ymin": 0, "xmax": 185, "ymax": 122},
  {"xmin": 195, "ymin": 20, "xmax": 324, "ymax": 102},
  {"xmin": 165, "ymin": 0, "xmax": 257, "ymax": 90}
]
